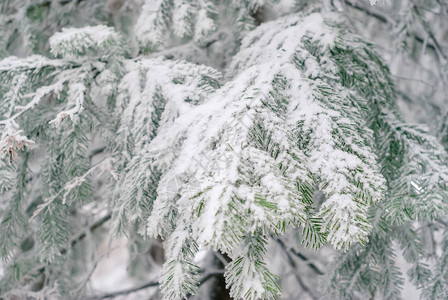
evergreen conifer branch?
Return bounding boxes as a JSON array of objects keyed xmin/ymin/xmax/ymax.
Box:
[{"xmin": 1, "ymin": 1, "xmax": 448, "ymax": 299}]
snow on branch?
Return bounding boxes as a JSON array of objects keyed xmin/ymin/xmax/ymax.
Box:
[
  {"xmin": 135, "ymin": 0, "xmax": 280, "ymax": 52},
  {"xmin": 225, "ymin": 231, "xmax": 281, "ymax": 300},
  {"xmin": 31, "ymin": 157, "xmax": 117, "ymax": 221},
  {"xmin": 224, "ymin": 13, "xmax": 385, "ymax": 250},
  {"xmin": 111, "ymin": 57, "xmax": 221, "ymax": 236},
  {"xmin": 0, "ymin": 55, "xmax": 70, "ymax": 76},
  {"xmin": 0, "ymin": 120, "xmax": 34, "ymax": 163},
  {"xmin": 49, "ymin": 82, "xmax": 85, "ymax": 126},
  {"xmin": 135, "ymin": 0, "xmax": 217, "ymax": 51},
  {"xmin": 0, "ymin": 81, "xmax": 65, "ymax": 126},
  {"xmin": 49, "ymin": 25, "xmax": 121, "ymax": 57},
  {"xmin": 139, "ymin": 12, "xmax": 391, "ymax": 297},
  {"xmin": 0, "ymin": 81, "xmax": 65, "ymax": 162}
]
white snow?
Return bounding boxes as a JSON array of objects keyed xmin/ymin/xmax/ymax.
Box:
[{"xmin": 49, "ymin": 25, "xmax": 119, "ymax": 57}]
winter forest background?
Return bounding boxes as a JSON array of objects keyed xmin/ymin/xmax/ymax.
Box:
[{"xmin": 1, "ymin": 0, "xmax": 448, "ymax": 299}]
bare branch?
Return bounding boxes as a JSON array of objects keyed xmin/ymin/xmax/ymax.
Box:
[
  {"xmin": 87, "ymin": 281, "xmax": 159, "ymax": 300},
  {"xmin": 274, "ymin": 238, "xmax": 324, "ymax": 276},
  {"xmin": 342, "ymin": 0, "xmax": 443, "ymax": 56},
  {"xmin": 275, "ymin": 238, "xmax": 319, "ymax": 300}
]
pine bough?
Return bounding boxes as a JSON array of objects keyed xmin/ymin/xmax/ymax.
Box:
[{"xmin": 0, "ymin": 6, "xmax": 447, "ymax": 300}]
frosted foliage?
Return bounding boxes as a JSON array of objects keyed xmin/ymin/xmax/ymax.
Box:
[
  {"xmin": 49, "ymin": 83, "xmax": 85, "ymax": 126},
  {"xmin": 140, "ymin": 12, "xmax": 388, "ymax": 298},
  {"xmin": 225, "ymin": 232, "xmax": 280, "ymax": 300},
  {"xmin": 116, "ymin": 58, "xmax": 220, "ymax": 154},
  {"xmin": 134, "ymin": 0, "xmax": 170, "ymax": 51},
  {"xmin": 0, "ymin": 120, "xmax": 34, "ymax": 162},
  {"xmin": 49, "ymin": 25, "xmax": 120, "ymax": 57},
  {"xmin": 135, "ymin": 0, "xmax": 220, "ymax": 49},
  {"xmin": 112, "ymin": 58, "xmax": 221, "ymax": 236},
  {"xmin": 139, "ymin": 12, "xmax": 447, "ymax": 299},
  {"xmin": 0, "ymin": 55, "xmax": 68, "ymax": 74},
  {"xmin": 1, "ymin": 1, "xmax": 448, "ymax": 300},
  {"xmin": 172, "ymin": 0, "xmax": 195, "ymax": 38},
  {"xmin": 226, "ymin": 13, "xmax": 385, "ymax": 249},
  {"xmin": 135, "ymin": 0, "xmax": 284, "ymax": 52}
]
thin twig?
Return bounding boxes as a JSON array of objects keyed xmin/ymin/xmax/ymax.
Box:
[
  {"xmin": 74, "ymin": 245, "xmax": 120, "ymax": 300},
  {"xmin": 87, "ymin": 270, "xmax": 225, "ymax": 300},
  {"xmin": 67, "ymin": 213, "xmax": 112, "ymax": 252},
  {"xmin": 88, "ymin": 146, "xmax": 107, "ymax": 162},
  {"xmin": 213, "ymin": 251, "xmax": 231, "ymax": 266},
  {"xmin": 186, "ymin": 270, "xmax": 226, "ymax": 299},
  {"xmin": 342, "ymin": 0, "xmax": 440, "ymax": 55},
  {"xmin": 274, "ymin": 238, "xmax": 324, "ymax": 276},
  {"xmin": 88, "ymin": 280, "xmax": 159, "ymax": 300},
  {"xmin": 413, "ymin": 5, "xmax": 448, "ymax": 61}
]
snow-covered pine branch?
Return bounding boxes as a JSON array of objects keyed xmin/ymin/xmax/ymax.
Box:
[
  {"xmin": 135, "ymin": 12, "xmax": 448, "ymax": 299},
  {"xmin": 49, "ymin": 25, "xmax": 123, "ymax": 58},
  {"xmin": 135, "ymin": 0, "xmax": 286, "ymax": 53},
  {"xmin": 111, "ymin": 58, "xmax": 222, "ymax": 236},
  {"xmin": 1, "ymin": 1, "xmax": 448, "ymax": 299},
  {"xmin": 0, "ymin": 25, "xmax": 126, "ymax": 288}
]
